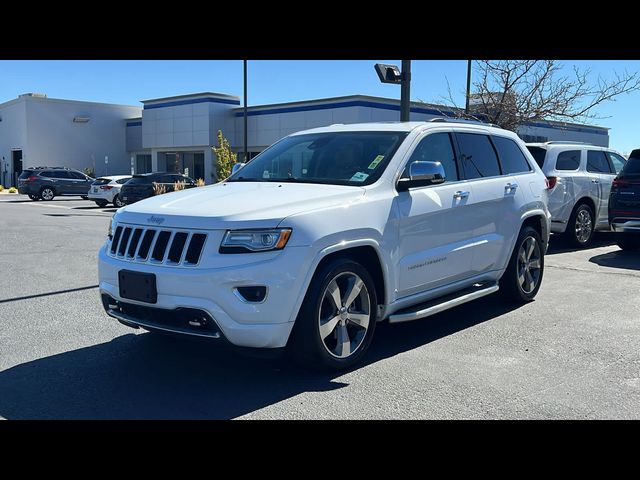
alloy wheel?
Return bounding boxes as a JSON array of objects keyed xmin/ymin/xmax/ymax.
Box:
[
  {"xmin": 318, "ymin": 271, "xmax": 371, "ymax": 359},
  {"xmin": 575, "ymin": 209, "xmax": 593, "ymax": 244},
  {"xmin": 517, "ymin": 236, "xmax": 542, "ymax": 294}
]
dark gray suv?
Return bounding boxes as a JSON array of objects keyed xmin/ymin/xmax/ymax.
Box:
[{"xmin": 17, "ymin": 167, "xmax": 94, "ymax": 201}]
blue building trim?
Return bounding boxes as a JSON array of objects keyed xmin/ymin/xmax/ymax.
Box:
[
  {"xmin": 126, "ymin": 121, "xmax": 142, "ymax": 127},
  {"xmin": 523, "ymin": 121, "xmax": 607, "ymax": 136},
  {"xmin": 145, "ymin": 97, "xmax": 240, "ymax": 110},
  {"xmin": 233, "ymin": 100, "xmax": 459, "ymax": 118}
]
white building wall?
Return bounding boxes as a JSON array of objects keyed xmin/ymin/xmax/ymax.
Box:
[
  {"xmin": 0, "ymin": 100, "xmax": 27, "ymax": 187},
  {"xmin": 24, "ymin": 97, "xmax": 141, "ymax": 177}
]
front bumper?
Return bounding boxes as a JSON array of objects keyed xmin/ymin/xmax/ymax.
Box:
[{"xmin": 98, "ymin": 243, "xmax": 313, "ymax": 349}]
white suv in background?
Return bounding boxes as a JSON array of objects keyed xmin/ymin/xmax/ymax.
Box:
[
  {"xmin": 526, "ymin": 142, "xmax": 626, "ymax": 247},
  {"xmin": 88, "ymin": 175, "xmax": 132, "ymax": 207},
  {"xmin": 99, "ymin": 121, "xmax": 551, "ymax": 370}
]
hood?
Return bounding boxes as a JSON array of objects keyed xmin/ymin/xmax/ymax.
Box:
[{"xmin": 114, "ymin": 181, "xmax": 366, "ymax": 230}]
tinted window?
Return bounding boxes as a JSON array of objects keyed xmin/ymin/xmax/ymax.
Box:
[
  {"xmin": 493, "ymin": 136, "xmax": 532, "ymax": 174},
  {"xmin": 19, "ymin": 170, "xmax": 34, "ymax": 179},
  {"xmin": 556, "ymin": 150, "xmax": 581, "ymax": 171},
  {"xmin": 526, "ymin": 146, "xmax": 547, "ymax": 168},
  {"xmin": 228, "ymin": 132, "xmax": 409, "ymax": 186},
  {"xmin": 456, "ymin": 133, "xmax": 501, "ymax": 179},
  {"xmin": 68, "ymin": 171, "xmax": 86, "ymax": 180},
  {"xmin": 115, "ymin": 178, "xmax": 131, "ymax": 185},
  {"xmin": 51, "ymin": 170, "xmax": 70, "ymax": 179},
  {"xmin": 159, "ymin": 175, "xmax": 176, "ymax": 183},
  {"xmin": 621, "ymin": 154, "xmax": 640, "ymax": 176},
  {"xmin": 606, "ymin": 152, "xmax": 626, "ymax": 174},
  {"xmin": 404, "ymin": 133, "xmax": 458, "ymax": 182},
  {"xmin": 126, "ymin": 176, "xmax": 152, "ymax": 185},
  {"xmin": 587, "ymin": 150, "xmax": 612, "ymax": 173},
  {"xmin": 92, "ymin": 178, "xmax": 111, "ymax": 186}
]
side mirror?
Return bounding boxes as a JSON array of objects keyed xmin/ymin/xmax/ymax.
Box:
[
  {"xmin": 231, "ymin": 162, "xmax": 246, "ymax": 175},
  {"xmin": 397, "ymin": 161, "xmax": 446, "ymax": 191}
]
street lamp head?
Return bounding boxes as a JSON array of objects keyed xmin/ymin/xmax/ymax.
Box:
[{"xmin": 374, "ymin": 63, "xmax": 402, "ymax": 84}]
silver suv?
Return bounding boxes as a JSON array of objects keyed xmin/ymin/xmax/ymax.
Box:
[{"xmin": 526, "ymin": 142, "xmax": 626, "ymax": 247}]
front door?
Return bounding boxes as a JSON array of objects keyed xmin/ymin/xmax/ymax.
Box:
[
  {"xmin": 12, "ymin": 150, "xmax": 22, "ymax": 188},
  {"xmin": 395, "ymin": 131, "xmax": 476, "ymax": 297},
  {"xmin": 586, "ymin": 150, "xmax": 614, "ymax": 227}
]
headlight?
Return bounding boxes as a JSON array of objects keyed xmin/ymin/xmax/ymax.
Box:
[
  {"xmin": 220, "ymin": 228, "xmax": 292, "ymax": 253},
  {"xmin": 108, "ymin": 218, "xmax": 115, "ymax": 239}
]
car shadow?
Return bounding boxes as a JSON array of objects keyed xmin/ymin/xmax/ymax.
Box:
[
  {"xmin": 546, "ymin": 232, "xmax": 616, "ymax": 255},
  {"xmin": 0, "ymin": 295, "xmax": 522, "ymax": 419},
  {"xmin": 589, "ymin": 249, "xmax": 640, "ymax": 272}
]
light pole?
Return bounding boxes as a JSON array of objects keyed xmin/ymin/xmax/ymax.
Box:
[
  {"xmin": 465, "ymin": 60, "xmax": 472, "ymax": 115},
  {"xmin": 374, "ymin": 60, "xmax": 412, "ymax": 122},
  {"xmin": 243, "ymin": 60, "xmax": 248, "ymax": 163}
]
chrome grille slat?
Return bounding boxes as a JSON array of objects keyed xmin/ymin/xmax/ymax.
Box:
[{"xmin": 108, "ymin": 224, "xmax": 207, "ymax": 267}]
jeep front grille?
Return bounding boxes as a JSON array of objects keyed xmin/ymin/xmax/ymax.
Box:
[{"xmin": 109, "ymin": 225, "xmax": 207, "ymax": 266}]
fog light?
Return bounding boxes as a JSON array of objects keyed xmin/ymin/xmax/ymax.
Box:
[{"xmin": 235, "ymin": 286, "xmax": 267, "ymax": 303}]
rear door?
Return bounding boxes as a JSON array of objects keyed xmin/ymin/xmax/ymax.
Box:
[
  {"xmin": 68, "ymin": 170, "xmax": 92, "ymax": 194},
  {"xmin": 455, "ymin": 131, "xmax": 521, "ymax": 275},
  {"xmin": 49, "ymin": 170, "xmax": 72, "ymax": 193},
  {"xmin": 586, "ymin": 150, "xmax": 614, "ymax": 227}
]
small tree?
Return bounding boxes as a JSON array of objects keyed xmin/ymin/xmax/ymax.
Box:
[
  {"xmin": 212, "ymin": 130, "xmax": 237, "ymax": 182},
  {"xmin": 441, "ymin": 60, "xmax": 640, "ymax": 132}
]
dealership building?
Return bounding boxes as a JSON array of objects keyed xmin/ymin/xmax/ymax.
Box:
[{"xmin": 0, "ymin": 91, "xmax": 610, "ymax": 187}]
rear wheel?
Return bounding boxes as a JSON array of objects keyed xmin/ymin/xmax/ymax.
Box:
[
  {"xmin": 290, "ymin": 258, "xmax": 377, "ymax": 370},
  {"xmin": 500, "ymin": 226, "xmax": 544, "ymax": 303},
  {"xmin": 616, "ymin": 234, "xmax": 640, "ymax": 251},
  {"xmin": 94, "ymin": 200, "xmax": 108, "ymax": 207},
  {"xmin": 81, "ymin": 196, "xmax": 88, "ymax": 200},
  {"xmin": 39, "ymin": 187, "xmax": 55, "ymax": 201},
  {"xmin": 565, "ymin": 203, "xmax": 594, "ymax": 248},
  {"xmin": 28, "ymin": 194, "xmax": 39, "ymax": 201},
  {"xmin": 113, "ymin": 194, "xmax": 125, "ymax": 208}
]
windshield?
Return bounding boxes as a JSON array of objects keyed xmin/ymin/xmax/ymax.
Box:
[{"xmin": 227, "ymin": 131, "xmax": 409, "ymax": 186}]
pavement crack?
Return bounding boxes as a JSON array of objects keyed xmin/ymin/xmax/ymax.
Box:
[{"xmin": 545, "ymin": 263, "xmax": 640, "ymax": 278}]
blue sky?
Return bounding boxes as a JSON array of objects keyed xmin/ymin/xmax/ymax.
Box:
[{"xmin": 1, "ymin": 60, "xmax": 639, "ymax": 154}]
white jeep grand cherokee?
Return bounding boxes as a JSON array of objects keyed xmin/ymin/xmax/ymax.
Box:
[{"xmin": 99, "ymin": 121, "xmax": 551, "ymax": 370}]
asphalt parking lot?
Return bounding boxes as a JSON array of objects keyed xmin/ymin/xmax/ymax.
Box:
[{"xmin": 0, "ymin": 194, "xmax": 639, "ymax": 419}]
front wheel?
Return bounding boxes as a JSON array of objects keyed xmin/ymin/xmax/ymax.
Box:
[
  {"xmin": 94, "ymin": 200, "xmax": 108, "ymax": 207},
  {"xmin": 290, "ymin": 258, "xmax": 377, "ymax": 370},
  {"xmin": 113, "ymin": 194, "xmax": 125, "ymax": 208},
  {"xmin": 500, "ymin": 226, "xmax": 544, "ymax": 303},
  {"xmin": 565, "ymin": 203, "xmax": 594, "ymax": 248}
]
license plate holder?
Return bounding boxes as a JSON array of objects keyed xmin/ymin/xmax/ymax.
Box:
[{"xmin": 118, "ymin": 270, "xmax": 157, "ymax": 304}]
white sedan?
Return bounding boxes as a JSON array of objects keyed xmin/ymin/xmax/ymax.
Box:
[{"xmin": 88, "ymin": 175, "xmax": 132, "ymax": 207}]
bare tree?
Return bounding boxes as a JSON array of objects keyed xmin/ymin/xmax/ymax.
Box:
[{"xmin": 442, "ymin": 60, "xmax": 640, "ymax": 131}]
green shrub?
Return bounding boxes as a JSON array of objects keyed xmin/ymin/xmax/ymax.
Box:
[
  {"xmin": 0, "ymin": 185, "xmax": 4, "ymax": 192},
  {"xmin": 8, "ymin": 187, "xmax": 18, "ymax": 193}
]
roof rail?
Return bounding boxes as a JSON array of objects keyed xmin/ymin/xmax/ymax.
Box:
[
  {"xmin": 429, "ymin": 117, "xmax": 502, "ymax": 129},
  {"xmin": 545, "ymin": 141, "xmax": 593, "ymax": 145},
  {"xmin": 26, "ymin": 166, "xmax": 71, "ymax": 170}
]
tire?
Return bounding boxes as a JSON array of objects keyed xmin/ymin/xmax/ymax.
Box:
[
  {"xmin": 39, "ymin": 187, "xmax": 55, "ymax": 201},
  {"xmin": 290, "ymin": 257, "xmax": 377, "ymax": 371},
  {"xmin": 616, "ymin": 234, "xmax": 640, "ymax": 251},
  {"xmin": 565, "ymin": 203, "xmax": 595, "ymax": 248},
  {"xmin": 94, "ymin": 200, "xmax": 108, "ymax": 207},
  {"xmin": 500, "ymin": 226, "xmax": 544, "ymax": 303},
  {"xmin": 113, "ymin": 194, "xmax": 125, "ymax": 208},
  {"xmin": 28, "ymin": 194, "xmax": 39, "ymax": 201},
  {"xmin": 81, "ymin": 196, "xmax": 88, "ymax": 200}
]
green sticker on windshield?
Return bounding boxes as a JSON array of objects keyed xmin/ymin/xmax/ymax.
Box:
[
  {"xmin": 368, "ymin": 155, "xmax": 384, "ymax": 170},
  {"xmin": 350, "ymin": 172, "xmax": 369, "ymax": 182}
]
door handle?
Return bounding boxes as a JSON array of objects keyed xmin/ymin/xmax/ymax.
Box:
[
  {"xmin": 453, "ymin": 190, "xmax": 470, "ymax": 199},
  {"xmin": 591, "ymin": 178, "xmax": 599, "ymax": 184},
  {"xmin": 505, "ymin": 182, "xmax": 519, "ymax": 193}
]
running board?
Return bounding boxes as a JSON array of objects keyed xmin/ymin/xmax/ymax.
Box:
[{"xmin": 388, "ymin": 283, "xmax": 499, "ymax": 324}]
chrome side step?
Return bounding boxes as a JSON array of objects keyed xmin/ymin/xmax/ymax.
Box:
[{"xmin": 388, "ymin": 283, "xmax": 499, "ymax": 324}]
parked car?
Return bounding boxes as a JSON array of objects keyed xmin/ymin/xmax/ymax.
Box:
[
  {"xmin": 17, "ymin": 166, "xmax": 94, "ymax": 201},
  {"xmin": 119, "ymin": 172, "xmax": 196, "ymax": 205},
  {"xmin": 99, "ymin": 120, "xmax": 551, "ymax": 370},
  {"xmin": 526, "ymin": 142, "xmax": 626, "ymax": 247},
  {"xmin": 609, "ymin": 148, "xmax": 640, "ymax": 250},
  {"xmin": 88, "ymin": 175, "xmax": 132, "ymax": 207}
]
